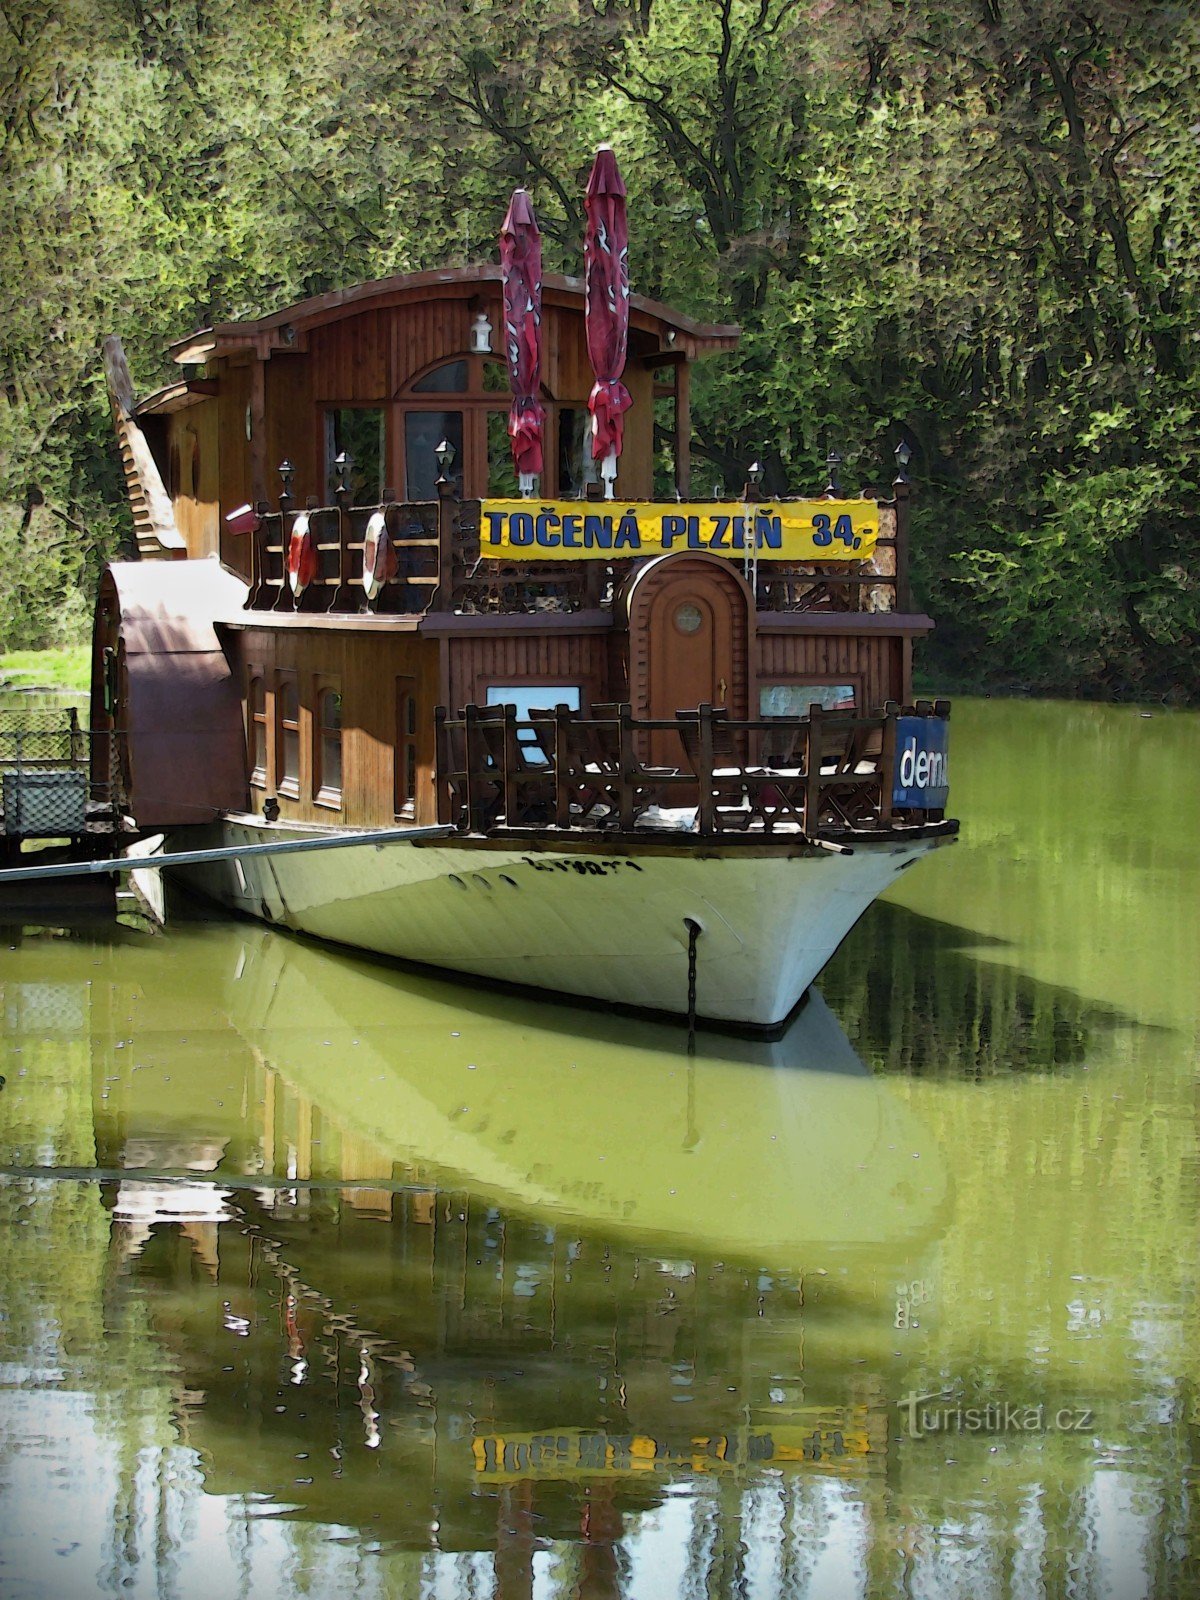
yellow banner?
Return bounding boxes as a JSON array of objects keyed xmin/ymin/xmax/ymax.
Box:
[
  {"xmin": 479, "ymin": 499, "xmax": 879, "ymax": 562},
  {"xmin": 471, "ymin": 1418, "xmax": 872, "ymax": 1480}
]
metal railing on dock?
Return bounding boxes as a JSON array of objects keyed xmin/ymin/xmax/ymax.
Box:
[
  {"xmin": 435, "ymin": 700, "xmax": 950, "ymax": 838},
  {"xmin": 0, "ymin": 709, "xmax": 125, "ymax": 840}
]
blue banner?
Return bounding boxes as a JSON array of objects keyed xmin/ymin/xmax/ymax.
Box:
[{"xmin": 893, "ymin": 718, "xmax": 950, "ymax": 809}]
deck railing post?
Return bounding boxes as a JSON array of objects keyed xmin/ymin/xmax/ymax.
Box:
[
  {"xmin": 554, "ymin": 707, "xmax": 572, "ymax": 829},
  {"xmin": 501, "ymin": 705, "xmax": 520, "ymax": 825},
  {"xmin": 434, "ymin": 705, "xmax": 449, "ymax": 826},
  {"xmin": 464, "ymin": 704, "xmax": 484, "ymax": 832},
  {"xmin": 617, "ymin": 704, "xmax": 637, "ymax": 832},
  {"xmin": 893, "ymin": 477, "xmax": 912, "ymax": 613},
  {"xmin": 433, "ymin": 484, "xmax": 458, "ymax": 611},
  {"xmin": 879, "ymin": 700, "xmax": 898, "ymax": 826},
  {"xmin": 697, "ymin": 704, "xmax": 717, "ymax": 835},
  {"xmin": 804, "ymin": 703, "xmax": 824, "ymax": 834}
]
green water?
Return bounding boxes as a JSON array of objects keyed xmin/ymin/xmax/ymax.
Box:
[{"xmin": 0, "ymin": 699, "xmax": 1196, "ymax": 1599}]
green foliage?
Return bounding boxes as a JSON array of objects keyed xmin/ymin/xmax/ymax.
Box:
[{"xmin": 0, "ymin": 0, "xmax": 1196, "ymax": 696}]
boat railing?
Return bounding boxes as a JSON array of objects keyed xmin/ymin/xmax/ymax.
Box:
[
  {"xmin": 248, "ymin": 498, "xmax": 441, "ymax": 613},
  {"xmin": 0, "ymin": 709, "xmax": 127, "ymax": 840},
  {"xmin": 243, "ymin": 487, "xmax": 907, "ymax": 618},
  {"xmin": 434, "ymin": 699, "xmax": 950, "ymax": 838}
]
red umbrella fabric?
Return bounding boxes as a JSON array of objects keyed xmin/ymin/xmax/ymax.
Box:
[
  {"xmin": 500, "ymin": 188, "xmax": 544, "ymax": 493},
  {"xmin": 584, "ymin": 145, "xmax": 632, "ymax": 497}
]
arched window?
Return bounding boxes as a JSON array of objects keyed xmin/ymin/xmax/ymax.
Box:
[
  {"xmin": 397, "ymin": 354, "xmax": 553, "ymax": 500},
  {"xmin": 395, "ymin": 677, "xmax": 418, "ymax": 816},
  {"xmin": 315, "ymin": 685, "xmax": 342, "ymax": 806},
  {"xmin": 248, "ymin": 672, "xmax": 267, "ymax": 786},
  {"xmin": 276, "ymin": 675, "xmax": 300, "ymax": 796}
]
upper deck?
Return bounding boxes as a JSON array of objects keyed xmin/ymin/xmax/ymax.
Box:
[{"xmin": 237, "ymin": 480, "xmax": 910, "ymax": 625}]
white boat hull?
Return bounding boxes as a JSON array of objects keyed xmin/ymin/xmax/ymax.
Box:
[{"xmin": 167, "ymin": 818, "xmax": 953, "ymax": 1029}]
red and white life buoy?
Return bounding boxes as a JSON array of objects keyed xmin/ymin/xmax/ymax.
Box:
[
  {"xmin": 361, "ymin": 510, "xmax": 398, "ymax": 602},
  {"xmin": 287, "ymin": 513, "xmax": 318, "ymax": 597}
]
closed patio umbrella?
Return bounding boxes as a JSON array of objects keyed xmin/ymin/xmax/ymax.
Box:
[
  {"xmin": 500, "ymin": 188, "xmax": 544, "ymax": 497},
  {"xmin": 584, "ymin": 144, "xmax": 632, "ymax": 499}
]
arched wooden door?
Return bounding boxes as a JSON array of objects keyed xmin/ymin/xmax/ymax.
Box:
[{"xmin": 626, "ymin": 555, "xmax": 753, "ymax": 769}]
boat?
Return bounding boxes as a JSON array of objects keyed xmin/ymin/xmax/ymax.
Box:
[{"xmin": 90, "ymin": 151, "xmax": 957, "ymax": 1031}]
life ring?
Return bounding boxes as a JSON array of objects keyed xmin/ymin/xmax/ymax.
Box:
[
  {"xmin": 287, "ymin": 513, "xmax": 318, "ymax": 596},
  {"xmin": 361, "ymin": 510, "xmax": 398, "ymax": 601}
]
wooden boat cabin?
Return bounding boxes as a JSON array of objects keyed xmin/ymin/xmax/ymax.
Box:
[{"xmin": 93, "ymin": 264, "xmax": 945, "ymax": 840}]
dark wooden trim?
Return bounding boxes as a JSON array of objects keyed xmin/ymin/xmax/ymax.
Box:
[
  {"xmin": 419, "ymin": 610, "xmax": 613, "ymax": 636},
  {"xmin": 756, "ymin": 612, "xmax": 934, "ymax": 636},
  {"xmin": 170, "ymin": 267, "xmax": 741, "ymax": 365},
  {"xmin": 220, "ymin": 614, "xmax": 424, "ymax": 633}
]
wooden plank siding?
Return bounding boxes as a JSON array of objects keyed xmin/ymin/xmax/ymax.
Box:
[
  {"xmin": 166, "ymin": 400, "xmax": 221, "ymax": 559},
  {"xmin": 227, "ymin": 626, "xmax": 441, "ymax": 829},
  {"xmin": 447, "ymin": 632, "xmax": 609, "ymax": 715},
  {"xmin": 216, "ymin": 360, "xmax": 253, "ymax": 576},
  {"xmin": 756, "ymin": 629, "xmax": 903, "ymax": 712}
]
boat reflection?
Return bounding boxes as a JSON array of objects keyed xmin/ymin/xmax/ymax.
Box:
[
  {"xmin": 88, "ymin": 926, "xmax": 946, "ymax": 1568},
  {"xmin": 209, "ymin": 925, "xmax": 949, "ymax": 1264}
]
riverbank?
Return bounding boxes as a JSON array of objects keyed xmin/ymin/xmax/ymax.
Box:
[{"xmin": 0, "ymin": 646, "xmax": 89, "ymax": 692}]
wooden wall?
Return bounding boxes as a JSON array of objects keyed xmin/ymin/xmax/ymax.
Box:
[
  {"xmin": 217, "ymin": 360, "xmax": 253, "ymax": 575},
  {"xmin": 228, "ymin": 625, "xmax": 440, "ymax": 828},
  {"xmin": 167, "ymin": 400, "xmax": 221, "ymax": 559},
  {"xmin": 447, "ymin": 630, "xmax": 611, "ymax": 714},
  {"xmin": 756, "ymin": 628, "xmax": 904, "ymax": 711},
  {"xmin": 199, "ymin": 292, "xmax": 667, "ymax": 523}
]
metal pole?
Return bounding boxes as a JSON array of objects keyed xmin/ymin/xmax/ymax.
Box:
[{"xmin": 0, "ymin": 823, "xmax": 454, "ymax": 886}]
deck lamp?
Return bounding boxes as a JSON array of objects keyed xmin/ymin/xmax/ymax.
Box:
[
  {"xmin": 825, "ymin": 449, "xmax": 842, "ymax": 495},
  {"xmin": 435, "ymin": 438, "xmax": 457, "ymax": 481},
  {"xmin": 894, "ymin": 439, "xmax": 912, "ymax": 482},
  {"xmin": 470, "ymin": 311, "xmax": 494, "ymax": 354},
  {"xmin": 278, "ymin": 459, "xmax": 295, "ymax": 499}
]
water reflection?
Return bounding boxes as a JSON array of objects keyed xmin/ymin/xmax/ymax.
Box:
[{"xmin": 3, "ymin": 693, "xmax": 1200, "ymax": 1599}]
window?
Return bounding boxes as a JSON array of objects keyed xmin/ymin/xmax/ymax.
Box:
[
  {"xmin": 486, "ymin": 410, "xmax": 519, "ymax": 497},
  {"xmin": 276, "ymin": 675, "xmax": 300, "ymax": 795},
  {"xmin": 486, "ymin": 685, "xmax": 580, "ymax": 766},
  {"xmin": 324, "ymin": 408, "xmax": 385, "ymax": 504},
  {"xmin": 759, "ymin": 683, "xmax": 857, "ymax": 717},
  {"xmin": 398, "ymin": 353, "xmax": 552, "ymax": 499},
  {"xmin": 315, "ymin": 686, "xmax": 342, "ymax": 806},
  {"xmin": 404, "ymin": 409, "xmax": 462, "ymax": 500},
  {"xmin": 556, "ymin": 408, "xmax": 599, "ymax": 498},
  {"xmin": 395, "ymin": 677, "xmax": 418, "ymax": 815},
  {"xmin": 248, "ymin": 673, "xmax": 267, "ymax": 786}
]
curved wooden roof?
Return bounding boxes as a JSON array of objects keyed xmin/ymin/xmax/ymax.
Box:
[{"xmin": 168, "ymin": 264, "xmax": 740, "ymax": 367}]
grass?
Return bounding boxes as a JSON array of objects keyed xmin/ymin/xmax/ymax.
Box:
[{"xmin": 0, "ymin": 646, "xmax": 91, "ymax": 692}]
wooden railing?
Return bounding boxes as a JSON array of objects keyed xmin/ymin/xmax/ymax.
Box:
[
  {"xmin": 434, "ymin": 700, "xmax": 950, "ymax": 838},
  {"xmin": 247, "ymin": 499, "xmax": 440, "ymax": 613},
  {"xmin": 243, "ymin": 487, "xmax": 908, "ymax": 617}
]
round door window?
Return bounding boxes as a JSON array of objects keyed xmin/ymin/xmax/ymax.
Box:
[{"xmin": 674, "ymin": 602, "xmax": 704, "ymax": 635}]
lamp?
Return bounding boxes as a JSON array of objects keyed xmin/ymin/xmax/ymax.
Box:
[
  {"xmin": 435, "ymin": 438, "xmax": 456, "ymax": 482},
  {"xmin": 825, "ymin": 449, "xmax": 842, "ymax": 495},
  {"xmin": 894, "ymin": 438, "xmax": 913, "ymax": 482},
  {"xmin": 278, "ymin": 458, "xmax": 295, "ymax": 500},
  {"xmin": 334, "ymin": 450, "xmax": 353, "ymax": 495},
  {"xmin": 470, "ymin": 311, "xmax": 493, "ymax": 354}
]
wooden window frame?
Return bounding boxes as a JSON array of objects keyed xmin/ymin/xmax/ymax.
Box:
[
  {"xmin": 395, "ymin": 353, "xmax": 555, "ymax": 500},
  {"xmin": 247, "ymin": 665, "xmax": 268, "ymax": 789},
  {"xmin": 275, "ymin": 670, "xmax": 301, "ymax": 798},
  {"xmin": 313, "ymin": 678, "xmax": 343, "ymax": 811},
  {"xmin": 395, "ymin": 675, "xmax": 418, "ymax": 819}
]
